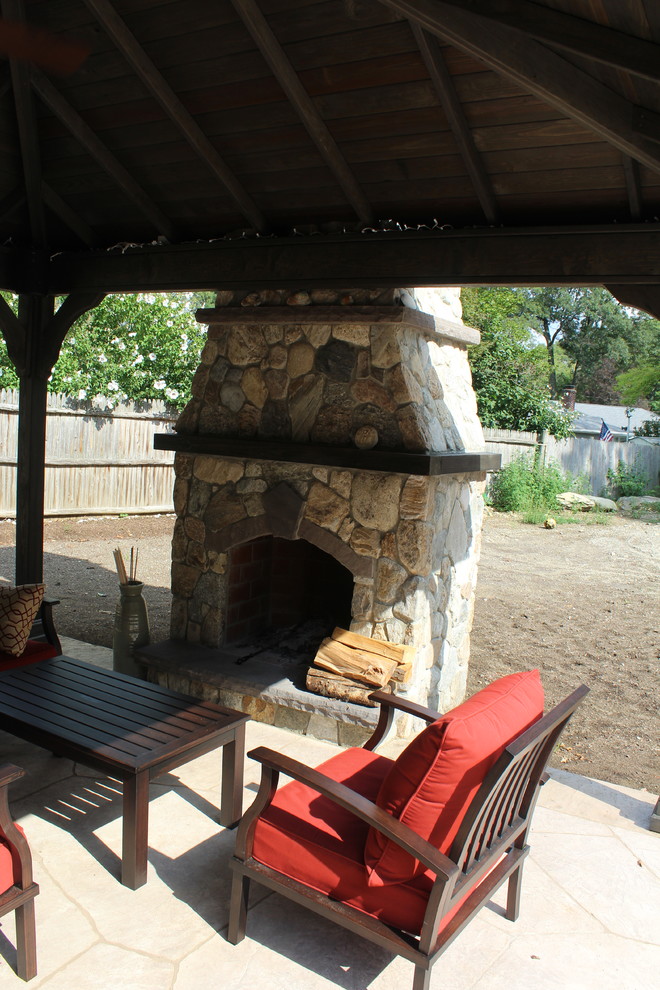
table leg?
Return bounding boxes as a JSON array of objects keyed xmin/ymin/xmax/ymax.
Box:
[
  {"xmin": 220, "ymin": 722, "xmax": 246, "ymax": 828},
  {"xmin": 122, "ymin": 771, "xmax": 150, "ymax": 889}
]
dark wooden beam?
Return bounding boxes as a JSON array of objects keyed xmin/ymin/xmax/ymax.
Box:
[
  {"xmin": 7, "ymin": 292, "xmax": 105, "ymax": 584},
  {"xmin": 379, "ymin": 0, "xmax": 660, "ymax": 176},
  {"xmin": 82, "ymin": 0, "xmax": 266, "ymax": 233},
  {"xmin": 14, "ymin": 293, "xmax": 53, "ymax": 585},
  {"xmin": 622, "ymin": 158, "xmax": 642, "ymax": 221},
  {"xmin": 31, "ymin": 71, "xmax": 176, "ymax": 242},
  {"xmin": 0, "ymin": 291, "xmax": 25, "ymax": 372},
  {"xmin": 3, "ymin": 0, "xmax": 46, "ymax": 246},
  {"xmin": 43, "ymin": 225, "xmax": 660, "ymax": 294},
  {"xmin": 155, "ymin": 433, "xmax": 500, "ymax": 476},
  {"xmin": 632, "ymin": 106, "xmax": 660, "ymax": 145},
  {"xmin": 438, "ymin": 0, "xmax": 660, "ymax": 83},
  {"xmin": 605, "ymin": 284, "xmax": 660, "ymax": 322},
  {"xmin": 230, "ymin": 0, "xmax": 373, "ymax": 226},
  {"xmin": 411, "ymin": 24, "xmax": 498, "ymax": 224},
  {"xmin": 42, "ymin": 182, "xmax": 96, "ymax": 247},
  {"xmin": 0, "ymin": 186, "xmax": 26, "ymax": 223}
]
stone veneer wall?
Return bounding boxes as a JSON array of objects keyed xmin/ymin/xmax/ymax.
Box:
[{"xmin": 170, "ymin": 288, "xmax": 487, "ymax": 721}]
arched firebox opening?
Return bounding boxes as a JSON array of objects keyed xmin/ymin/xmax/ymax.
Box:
[{"xmin": 224, "ymin": 535, "xmax": 354, "ymax": 647}]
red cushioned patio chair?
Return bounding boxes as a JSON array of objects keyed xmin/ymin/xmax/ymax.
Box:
[
  {"xmin": 229, "ymin": 671, "xmax": 588, "ymax": 990},
  {"xmin": 0, "ymin": 765, "xmax": 38, "ymax": 981}
]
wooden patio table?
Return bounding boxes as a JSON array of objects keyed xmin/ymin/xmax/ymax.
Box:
[{"xmin": 0, "ymin": 655, "xmax": 249, "ymax": 889}]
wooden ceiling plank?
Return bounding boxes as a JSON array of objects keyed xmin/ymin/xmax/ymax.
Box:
[
  {"xmin": 42, "ymin": 181, "xmax": 96, "ymax": 246},
  {"xmin": 230, "ymin": 0, "xmax": 374, "ymax": 225},
  {"xmin": 31, "ymin": 70, "xmax": 176, "ymax": 242},
  {"xmin": 2, "ymin": 0, "xmax": 46, "ymax": 246},
  {"xmin": 438, "ymin": 0, "xmax": 660, "ymax": 83},
  {"xmin": 411, "ymin": 24, "xmax": 498, "ymax": 223},
  {"xmin": 82, "ymin": 0, "xmax": 266, "ymax": 232},
  {"xmin": 379, "ymin": 0, "xmax": 660, "ymax": 177}
]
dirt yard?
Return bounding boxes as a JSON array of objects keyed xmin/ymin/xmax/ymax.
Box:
[{"xmin": 0, "ymin": 510, "xmax": 657, "ymax": 793}]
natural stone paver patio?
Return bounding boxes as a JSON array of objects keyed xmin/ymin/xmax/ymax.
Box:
[{"xmin": 1, "ymin": 639, "xmax": 658, "ymax": 989}]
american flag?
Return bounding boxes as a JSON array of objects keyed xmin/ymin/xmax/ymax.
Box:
[{"xmin": 599, "ymin": 420, "xmax": 614, "ymax": 441}]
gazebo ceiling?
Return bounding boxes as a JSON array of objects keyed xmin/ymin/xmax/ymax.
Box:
[{"xmin": 1, "ymin": 0, "xmax": 660, "ymax": 292}]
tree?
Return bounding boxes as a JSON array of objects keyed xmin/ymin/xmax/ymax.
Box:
[
  {"xmin": 520, "ymin": 287, "xmax": 660, "ymax": 402},
  {"xmin": 462, "ymin": 287, "xmax": 573, "ymax": 438},
  {"xmin": 616, "ymin": 363, "xmax": 660, "ymax": 414},
  {"xmin": 0, "ymin": 292, "xmax": 209, "ymax": 409}
]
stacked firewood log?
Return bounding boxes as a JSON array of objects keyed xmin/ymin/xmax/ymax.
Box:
[{"xmin": 306, "ymin": 627, "xmax": 413, "ymax": 706}]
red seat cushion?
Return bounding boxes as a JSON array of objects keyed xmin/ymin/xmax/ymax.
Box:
[
  {"xmin": 0, "ymin": 823, "xmax": 26, "ymax": 895},
  {"xmin": 251, "ymin": 747, "xmax": 444, "ymax": 935},
  {"xmin": 364, "ymin": 670, "xmax": 544, "ymax": 886},
  {"xmin": 0, "ymin": 639, "xmax": 58, "ymax": 671}
]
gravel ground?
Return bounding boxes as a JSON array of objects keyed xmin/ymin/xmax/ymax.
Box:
[{"xmin": 0, "ymin": 510, "xmax": 657, "ymax": 792}]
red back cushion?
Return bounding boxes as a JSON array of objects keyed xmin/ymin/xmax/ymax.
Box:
[{"xmin": 364, "ymin": 670, "xmax": 544, "ymax": 886}]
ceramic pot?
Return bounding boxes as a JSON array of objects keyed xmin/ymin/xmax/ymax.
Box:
[{"xmin": 113, "ymin": 580, "xmax": 150, "ymax": 677}]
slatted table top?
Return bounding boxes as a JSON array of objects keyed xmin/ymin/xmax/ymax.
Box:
[{"xmin": 0, "ymin": 655, "xmax": 249, "ymax": 777}]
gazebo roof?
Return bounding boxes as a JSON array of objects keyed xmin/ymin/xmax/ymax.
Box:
[{"xmin": 1, "ymin": 0, "xmax": 660, "ymax": 294}]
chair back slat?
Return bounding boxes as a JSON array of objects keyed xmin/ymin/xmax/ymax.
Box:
[{"xmin": 450, "ymin": 685, "xmax": 589, "ymax": 876}]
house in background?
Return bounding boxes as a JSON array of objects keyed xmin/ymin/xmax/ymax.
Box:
[{"xmin": 571, "ymin": 403, "xmax": 660, "ymax": 441}]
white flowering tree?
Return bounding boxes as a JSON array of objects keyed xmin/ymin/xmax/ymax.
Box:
[{"xmin": 0, "ymin": 292, "xmax": 210, "ymax": 410}]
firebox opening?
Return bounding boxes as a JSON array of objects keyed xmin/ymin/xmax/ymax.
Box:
[{"xmin": 225, "ymin": 535, "xmax": 354, "ymax": 647}]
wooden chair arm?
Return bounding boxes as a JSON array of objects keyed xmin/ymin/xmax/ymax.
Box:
[
  {"xmin": 0, "ymin": 764, "xmax": 25, "ymax": 788},
  {"xmin": 363, "ymin": 691, "xmax": 440, "ymax": 751},
  {"xmin": 241, "ymin": 746, "xmax": 458, "ymax": 883}
]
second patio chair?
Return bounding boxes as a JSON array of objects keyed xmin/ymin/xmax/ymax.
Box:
[{"xmin": 229, "ymin": 670, "xmax": 588, "ymax": 990}]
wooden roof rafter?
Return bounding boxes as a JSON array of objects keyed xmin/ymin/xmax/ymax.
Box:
[
  {"xmin": 82, "ymin": 0, "xmax": 267, "ymax": 233},
  {"xmin": 410, "ymin": 23, "xmax": 498, "ymax": 224},
  {"xmin": 437, "ymin": 0, "xmax": 660, "ymax": 84},
  {"xmin": 380, "ymin": 0, "xmax": 660, "ymax": 177},
  {"xmin": 230, "ymin": 0, "xmax": 374, "ymax": 226},
  {"xmin": 3, "ymin": 0, "xmax": 46, "ymax": 246},
  {"xmin": 31, "ymin": 69, "xmax": 176, "ymax": 242}
]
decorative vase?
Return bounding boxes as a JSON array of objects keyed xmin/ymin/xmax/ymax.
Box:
[{"xmin": 113, "ymin": 580, "xmax": 150, "ymax": 677}]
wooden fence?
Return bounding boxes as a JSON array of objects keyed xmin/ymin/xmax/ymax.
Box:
[
  {"xmin": 483, "ymin": 427, "xmax": 660, "ymax": 495},
  {"xmin": 1, "ymin": 391, "xmax": 657, "ymax": 516},
  {"xmin": 0, "ymin": 390, "xmax": 176, "ymax": 517}
]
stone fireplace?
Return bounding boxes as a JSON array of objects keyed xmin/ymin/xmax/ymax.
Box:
[{"xmin": 149, "ymin": 287, "xmax": 499, "ymax": 742}]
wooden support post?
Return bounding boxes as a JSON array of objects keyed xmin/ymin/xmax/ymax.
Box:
[
  {"xmin": 0, "ymin": 291, "xmax": 105, "ymax": 585},
  {"xmin": 15, "ymin": 294, "xmax": 52, "ymax": 585}
]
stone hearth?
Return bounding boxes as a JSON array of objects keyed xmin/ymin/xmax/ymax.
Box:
[{"xmin": 146, "ymin": 287, "xmax": 497, "ymax": 741}]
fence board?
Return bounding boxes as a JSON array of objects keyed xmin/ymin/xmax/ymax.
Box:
[
  {"xmin": 0, "ymin": 390, "xmax": 176, "ymax": 517},
  {"xmin": 483, "ymin": 427, "xmax": 660, "ymax": 495}
]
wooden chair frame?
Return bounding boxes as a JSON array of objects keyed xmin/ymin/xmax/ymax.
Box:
[
  {"xmin": 229, "ymin": 684, "xmax": 589, "ymax": 990},
  {"xmin": 29, "ymin": 599, "xmax": 61, "ymax": 655},
  {"xmin": 0, "ymin": 765, "xmax": 38, "ymax": 981}
]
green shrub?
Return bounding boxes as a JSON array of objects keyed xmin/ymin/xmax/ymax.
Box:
[
  {"xmin": 487, "ymin": 455, "xmax": 581, "ymax": 513},
  {"xmin": 605, "ymin": 460, "xmax": 650, "ymax": 498}
]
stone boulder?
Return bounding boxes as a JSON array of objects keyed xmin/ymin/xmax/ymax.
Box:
[
  {"xmin": 617, "ymin": 495, "xmax": 660, "ymax": 512},
  {"xmin": 591, "ymin": 496, "xmax": 618, "ymax": 512},
  {"xmin": 556, "ymin": 492, "xmax": 595, "ymax": 511}
]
